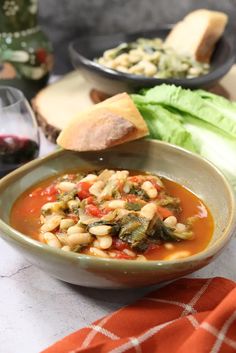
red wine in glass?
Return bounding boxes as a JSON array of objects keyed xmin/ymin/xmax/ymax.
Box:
[
  {"xmin": 0, "ymin": 135, "xmax": 39, "ymax": 177},
  {"xmin": 0, "ymin": 86, "xmax": 40, "ymax": 177}
]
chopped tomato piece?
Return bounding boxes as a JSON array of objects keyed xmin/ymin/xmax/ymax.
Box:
[
  {"xmin": 145, "ymin": 243, "xmax": 159, "ymax": 254},
  {"xmin": 145, "ymin": 177, "xmax": 162, "ymax": 191},
  {"xmin": 29, "ymin": 187, "xmax": 43, "ymax": 197},
  {"xmin": 152, "ymin": 181, "xmax": 162, "ymax": 192},
  {"xmin": 102, "ymin": 207, "xmax": 112, "ymax": 215},
  {"xmin": 157, "ymin": 206, "xmax": 173, "ymax": 219},
  {"xmin": 112, "ymin": 238, "xmax": 129, "ymax": 251},
  {"xmin": 118, "ymin": 180, "xmax": 125, "ymax": 193},
  {"xmin": 114, "ymin": 251, "xmax": 133, "ymax": 260},
  {"xmin": 85, "ymin": 204, "xmax": 103, "ymax": 218},
  {"xmin": 86, "ymin": 196, "xmax": 95, "ymax": 204},
  {"xmin": 129, "ymin": 176, "xmax": 142, "ymax": 183},
  {"xmin": 124, "ymin": 194, "xmax": 139, "ymax": 203},
  {"xmin": 85, "ymin": 204, "xmax": 111, "ymax": 218},
  {"xmin": 77, "ymin": 181, "xmax": 91, "ymax": 200},
  {"xmin": 42, "ymin": 185, "xmax": 58, "ymax": 196},
  {"xmin": 67, "ymin": 213, "xmax": 79, "ymax": 222},
  {"xmin": 46, "ymin": 196, "xmax": 57, "ymax": 202}
]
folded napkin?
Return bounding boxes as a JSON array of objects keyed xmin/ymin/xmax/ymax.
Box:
[{"xmin": 42, "ymin": 277, "xmax": 236, "ymax": 353}]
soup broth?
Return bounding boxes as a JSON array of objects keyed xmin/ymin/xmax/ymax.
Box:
[{"xmin": 10, "ymin": 169, "xmax": 214, "ymax": 261}]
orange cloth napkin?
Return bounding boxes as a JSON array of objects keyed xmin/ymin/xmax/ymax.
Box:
[{"xmin": 42, "ymin": 277, "xmax": 236, "ymax": 353}]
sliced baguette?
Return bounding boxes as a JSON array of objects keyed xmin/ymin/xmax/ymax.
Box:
[
  {"xmin": 57, "ymin": 92, "xmax": 148, "ymax": 151},
  {"xmin": 165, "ymin": 9, "xmax": 228, "ymax": 63}
]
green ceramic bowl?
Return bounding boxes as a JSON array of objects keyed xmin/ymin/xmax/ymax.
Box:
[{"xmin": 0, "ymin": 140, "xmax": 235, "ymax": 289}]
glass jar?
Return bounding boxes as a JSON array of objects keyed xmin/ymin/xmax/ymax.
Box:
[{"xmin": 0, "ymin": 0, "xmax": 53, "ymax": 100}]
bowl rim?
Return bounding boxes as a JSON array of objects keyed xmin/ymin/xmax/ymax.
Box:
[
  {"xmin": 69, "ymin": 26, "xmax": 236, "ymax": 86},
  {"xmin": 0, "ymin": 139, "xmax": 235, "ymax": 269}
]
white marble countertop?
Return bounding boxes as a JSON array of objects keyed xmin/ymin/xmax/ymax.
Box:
[{"xmin": 1, "ymin": 108, "xmax": 236, "ymax": 353}]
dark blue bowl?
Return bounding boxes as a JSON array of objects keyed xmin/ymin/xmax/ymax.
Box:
[{"xmin": 69, "ymin": 27, "xmax": 235, "ymax": 95}]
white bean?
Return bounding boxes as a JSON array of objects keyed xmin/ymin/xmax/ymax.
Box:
[
  {"xmin": 140, "ymin": 203, "xmax": 157, "ymax": 220},
  {"xmin": 108, "ymin": 200, "xmax": 126, "ymax": 209},
  {"xmin": 115, "ymin": 65, "xmax": 128, "ymax": 73},
  {"xmin": 61, "ymin": 245, "xmax": 71, "ymax": 251},
  {"xmin": 104, "ymin": 49, "xmax": 115, "ymax": 60},
  {"xmin": 114, "ymin": 53, "xmax": 130, "ymax": 67},
  {"xmin": 68, "ymin": 200, "xmax": 80, "ymax": 210},
  {"xmin": 108, "ymin": 251, "xmax": 117, "ymax": 258},
  {"xmin": 41, "ymin": 215, "xmax": 62, "ymax": 232},
  {"xmin": 56, "ymin": 233, "xmax": 69, "ymax": 245},
  {"xmin": 175, "ymin": 223, "xmax": 187, "ymax": 233},
  {"xmin": 116, "ymin": 170, "xmax": 129, "ymax": 179},
  {"xmin": 129, "ymin": 53, "xmax": 142, "ymax": 64},
  {"xmin": 165, "ymin": 251, "xmax": 191, "ymax": 261},
  {"xmin": 98, "ymin": 235, "xmax": 113, "ymax": 250},
  {"xmin": 79, "ymin": 212, "xmax": 99, "ymax": 225},
  {"xmin": 164, "ymin": 243, "xmax": 175, "ymax": 250},
  {"xmin": 39, "ymin": 233, "xmax": 45, "ymax": 242},
  {"xmin": 101, "ymin": 210, "xmax": 116, "ymax": 222},
  {"xmin": 89, "ymin": 181, "xmax": 104, "ymax": 197},
  {"xmin": 41, "ymin": 201, "xmax": 65, "ymax": 215},
  {"xmin": 136, "ymin": 255, "xmax": 147, "ymax": 261},
  {"xmin": 189, "ymin": 67, "xmax": 202, "ymax": 75},
  {"xmin": 164, "ymin": 216, "xmax": 177, "ymax": 228},
  {"xmin": 104, "ymin": 60, "xmax": 117, "ymax": 69},
  {"xmin": 149, "ymin": 51, "xmax": 161, "ymax": 62},
  {"xmin": 60, "ymin": 218, "xmax": 75, "ymax": 230},
  {"xmin": 123, "ymin": 183, "xmax": 130, "ymax": 193},
  {"xmin": 89, "ymin": 225, "xmax": 111, "ymax": 236},
  {"xmin": 43, "ymin": 232, "xmax": 61, "ymax": 249},
  {"xmin": 123, "ymin": 249, "xmax": 136, "ymax": 257},
  {"xmin": 57, "ymin": 181, "xmax": 76, "ymax": 192},
  {"xmin": 68, "ymin": 232, "xmax": 93, "ymax": 246},
  {"xmin": 67, "ymin": 224, "xmax": 86, "ymax": 235},
  {"xmin": 80, "ymin": 174, "xmax": 98, "ymax": 182},
  {"xmin": 144, "ymin": 62, "xmax": 157, "ymax": 77},
  {"xmin": 89, "ymin": 247, "xmax": 109, "ymax": 258},
  {"xmin": 129, "ymin": 62, "xmax": 145, "ymax": 74},
  {"xmin": 93, "ymin": 239, "xmax": 100, "ymax": 248},
  {"xmin": 97, "ymin": 169, "xmax": 115, "ymax": 182},
  {"xmin": 116, "ymin": 209, "xmax": 130, "ymax": 219},
  {"xmin": 141, "ymin": 181, "xmax": 158, "ymax": 199},
  {"xmin": 153, "ymin": 176, "xmax": 163, "ymax": 187}
]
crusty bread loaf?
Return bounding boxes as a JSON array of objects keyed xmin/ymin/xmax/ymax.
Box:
[
  {"xmin": 165, "ymin": 9, "xmax": 228, "ymax": 63},
  {"xmin": 32, "ymin": 71, "xmax": 94, "ymax": 141},
  {"xmin": 57, "ymin": 92, "xmax": 149, "ymax": 151}
]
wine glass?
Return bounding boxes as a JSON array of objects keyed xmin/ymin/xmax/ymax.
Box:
[{"xmin": 0, "ymin": 86, "xmax": 40, "ymax": 177}]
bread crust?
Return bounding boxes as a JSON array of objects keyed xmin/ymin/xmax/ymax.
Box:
[
  {"xmin": 32, "ymin": 98, "xmax": 61, "ymax": 142},
  {"xmin": 57, "ymin": 93, "xmax": 149, "ymax": 151},
  {"xmin": 165, "ymin": 9, "xmax": 228, "ymax": 63}
]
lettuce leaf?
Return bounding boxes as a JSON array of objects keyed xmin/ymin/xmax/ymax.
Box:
[
  {"xmin": 184, "ymin": 116, "xmax": 236, "ymax": 190},
  {"xmin": 134, "ymin": 102, "xmax": 197, "ymax": 152},
  {"xmin": 132, "ymin": 85, "xmax": 236, "ymax": 191},
  {"xmin": 135, "ymin": 84, "xmax": 236, "ymax": 138}
]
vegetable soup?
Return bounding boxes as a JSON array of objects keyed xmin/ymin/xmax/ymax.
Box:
[{"xmin": 10, "ymin": 169, "xmax": 214, "ymax": 261}]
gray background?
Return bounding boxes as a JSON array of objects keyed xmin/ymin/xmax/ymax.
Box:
[{"xmin": 38, "ymin": 0, "xmax": 236, "ymax": 73}]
